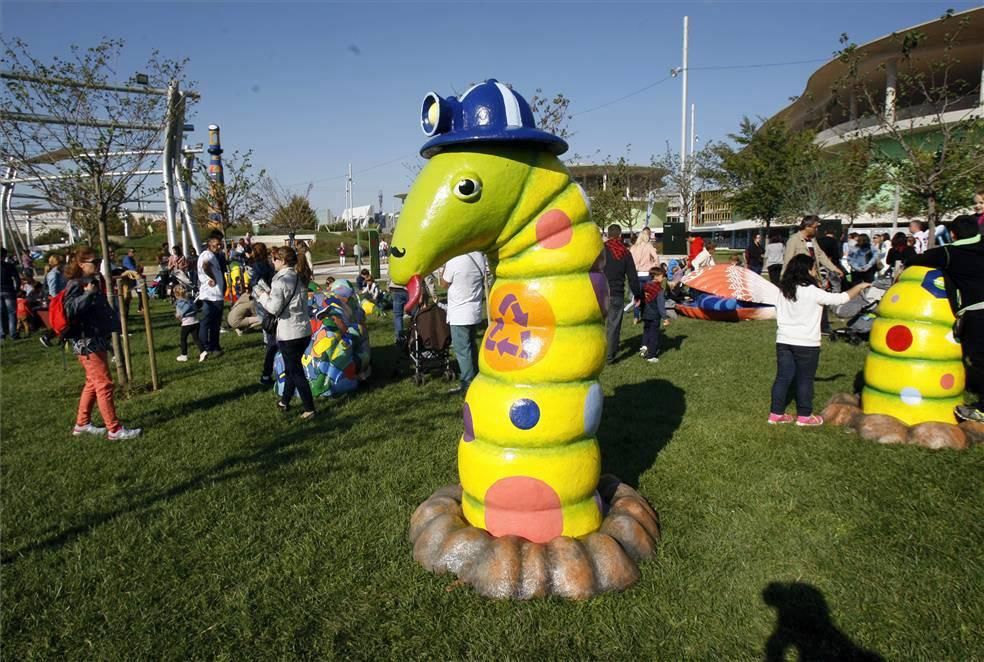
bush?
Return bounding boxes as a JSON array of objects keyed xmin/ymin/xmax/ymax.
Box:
[{"xmin": 33, "ymin": 228, "xmax": 69, "ymax": 245}]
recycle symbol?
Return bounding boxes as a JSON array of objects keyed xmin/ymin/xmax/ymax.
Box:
[{"xmin": 485, "ymin": 294, "xmax": 532, "ymax": 359}]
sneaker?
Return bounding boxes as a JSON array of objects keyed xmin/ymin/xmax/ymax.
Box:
[
  {"xmin": 447, "ymin": 385, "xmax": 464, "ymax": 395},
  {"xmin": 176, "ymin": 354, "xmax": 188, "ymax": 362},
  {"xmin": 72, "ymin": 423, "xmax": 107, "ymax": 437},
  {"xmin": 235, "ymin": 328, "xmax": 244, "ymax": 336},
  {"xmin": 639, "ymin": 345, "xmax": 647, "ymax": 356},
  {"xmin": 796, "ymin": 415, "xmax": 824, "ymax": 427},
  {"xmin": 219, "ymin": 328, "xmax": 229, "ymax": 334},
  {"xmin": 108, "ymin": 426, "xmax": 142, "ymax": 440},
  {"xmin": 199, "ymin": 351, "xmax": 208, "ymax": 363},
  {"xmin": 646, "ymin": 356, "xmax": 660, "ymax": 363},
  {"xmin": 259, "ymin": 375, "xmax": 274, "ymax": 386},
  {"xmin": 39, "ymin": 335, "xmax": 53, "ymax": 348},
  {"xmin": 955, "ymin": 404, "xmax": 984, "ymax": 423},
  {"xmin": 300, "ymin": 410, "xmax": 316, "ymax": 421},
  {"xmin": 767, "ymin": 413, "xmax": 795, "ymax": 425}
]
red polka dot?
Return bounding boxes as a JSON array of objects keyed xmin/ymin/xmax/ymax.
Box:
[
  {"xmin": 535, "ymin": 209, "xmax": 573, "ymax": 249},
  {"xmin": 885, "ymin": 325, "xmax": 913, "ymax": 352},
  {"xmin": 940, "ymin": 373, "xmax": 955, "ymax": 390},
  {"xmin": 484, "ymin": 476, "xmax": 563, "ymax": 543}
]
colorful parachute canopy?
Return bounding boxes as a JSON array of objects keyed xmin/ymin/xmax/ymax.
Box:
[{"xmin": 681, "ymin": 264, "xmax": 780, "ymax": 306}]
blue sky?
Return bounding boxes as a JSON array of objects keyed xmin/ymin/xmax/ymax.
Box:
[{"xmin": 5, "ymin": 1, "xmax": 978, "ymax": 214}]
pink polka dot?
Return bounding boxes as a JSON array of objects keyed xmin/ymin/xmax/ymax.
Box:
[
  {"xmin": 535, "ymin": 209, "xmax": 573, "ymax": 249},
  {"xmin": 940, "ymin": 373, "xmax": 955, "ymax": 390},
  {"xmin": 891, "ymin": 294, "xmax": 900, "ymax": 303},
  {"xmin": 885, "ymin": 325, "xmax": 913, "ymax": 352},
  {"xmin": 484, "ymin": 476, "xmax": 563, "ymax": 543}
]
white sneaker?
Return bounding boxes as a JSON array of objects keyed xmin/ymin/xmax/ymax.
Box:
[
  {"xmin": 235, "ymin": 328, "xmax": 244, "ymax": 336},
  {"xmin": 176, "ymin": 354, "xmax": 188, "ymax": 362},
  {"xmin": 219, "ymin": 328, "xmax": 228, "ymax": 334},
  {"xmin": 72, "ymin": 423, "xmax": 107, "ymax": 437},
  {"xmin": 108, "ymin": 426, "xmax": 142, "ymax": 440},
  {"xmin": 199, "ymin": 351, "xmax": 208, "ymax": 363},
  {"xmin": 646, "ymin": 357, "xmax": 660, "ymax": 363},
  {"xmin": 639, "ymin": 345, "xmax": 647, "ymax": 356}
]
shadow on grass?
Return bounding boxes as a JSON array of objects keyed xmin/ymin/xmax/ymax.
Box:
[
  {"xmin": 1, "ymin": 417, "xmax": 361, "ymax": 564},
  {"xmin": 763, "ymin": 582, "xmax": 883, "ymax": 662},
  {"xmin": 815, "ymin": 373, "xmax": 846, "ymax": 383},
  {"xmin": 616, "ymin": 333, "xmax": 687, "ymax": 362},
  {"xmin": 598, "ymin": 378, "xmax": 685, "ymax": 487}
]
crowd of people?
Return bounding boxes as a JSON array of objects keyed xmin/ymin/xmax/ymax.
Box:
[{"xmin": 2, "ymin": 187, "xmax": 981, "ymax": 439}]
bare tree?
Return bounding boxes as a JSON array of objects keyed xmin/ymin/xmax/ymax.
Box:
[
  {"xmin": 834, "ymin": 11, "xmax": 984, "ymax": 246},
  {"xmin": 1, "ymin": 37, "xmax": 192, "ymax": 385},
  {"xmin": 258, "ymin": 176, "xmax": 317, "ymax": 233},
  {"xmin": 657, "ymin": 143, "xmax": 714, "ymax": 229}
]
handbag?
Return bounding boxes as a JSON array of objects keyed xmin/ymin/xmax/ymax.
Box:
[{"xmin": 262, "ymin": 276, "xmax": 299, "ymax": 336}]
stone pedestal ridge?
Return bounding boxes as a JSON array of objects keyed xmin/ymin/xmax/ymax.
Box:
[{"xmin": 821, "ymin": 394, "xmax": 980, "ymax": 450}]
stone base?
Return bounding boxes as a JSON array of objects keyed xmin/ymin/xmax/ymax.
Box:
[
  {"xmin": 408, "ymin": 475, "xmax": 659, "ymax": 600},
  {"xmin": 822, "ymin": 393, "xmax": 983, "ymax": 450}
]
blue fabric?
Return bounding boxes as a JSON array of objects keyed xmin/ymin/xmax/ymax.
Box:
[
  {"xmin": 391, "ymin": 288, "xmax": 408, "ymax": 342},
  {"xmin": 199, "ymin": 299, "xmax": 223, "ymax": 352},
  {"xmin": 770, "ymin": 343, "xmax": 821, "ymax": 417},
  {"xmin": 0, "ymin": 294, "xmax": 17, "ymax": 338},
  {"xmin": 450, "ymin": 323, "xmax": 479, "ymax": 387}
]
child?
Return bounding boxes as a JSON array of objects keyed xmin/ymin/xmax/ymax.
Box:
[
  {"xmin": 769, "ymin": 254, "xmax": 870, "ymax": 426},
  {"xmin": 639, "ymin": 266, "xmax": 670, "ymax": 363},
  {"xmin": 173, "ymin": 284, "xmax": 206, "ymax": 362}
]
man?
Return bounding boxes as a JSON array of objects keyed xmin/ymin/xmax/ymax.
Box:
[
  {"xmin": 746, "ymin": 233, "xmax": 765, "ymax": 274},
  {"xmin": 908, "ymin": 215, "xmax": 984, "ymax": 423},
  {"xmin": 687, "ymin": 231, "xmax": 704, "ymax": 268},
  {"xmin": 354, "ymin": 242, "xmax": 363, "ymax": 267},
  {"xmin": 197, "ymin": 234, "xmax": 226, "ymax": 360},
  {"xmin": 227, "ymin": 295, "xmax": 261, "ymax": 335},
  {"xmin": 784, "ymin": 216, "xmax": 845, "ymax": 336},
  {"xmin": 0, "ymin": 248, "xmax": 21, "ymax": 340},
  {"xmin": 441, "ymin": 251, "xmax": 486, "ymax": 394},
  {"xmin": 122, "ymin": 249, "xmax": 139, "ymax": 272},
  {"xmin": 909, "ymin": 220, "xmax": 929, "ymax": 254},
  {"xmin": 603, "ymin": 224, "xmax": 642, "ymax": 364}
]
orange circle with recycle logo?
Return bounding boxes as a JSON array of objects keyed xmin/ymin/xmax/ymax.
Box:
[{"xmin": 482, "ymin": 284, "xmax": 556, "ymax": 373}]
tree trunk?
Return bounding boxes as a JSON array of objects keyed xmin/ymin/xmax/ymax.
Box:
[
  {"xmin": 927, "ymin": 195, "xmax": 937, "ymax": 249},
  {"xmin": 97, "ymin": 207, "xmax": 128, "ymax": 387}
]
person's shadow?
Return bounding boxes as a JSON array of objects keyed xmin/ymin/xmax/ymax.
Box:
[
  {"xmin": 762, "ymin": 582, "xmax": 883, "ymax": 662},
  {"xmin": 597, "ymin": 379, "xmax": 685, "ymax": 487}
]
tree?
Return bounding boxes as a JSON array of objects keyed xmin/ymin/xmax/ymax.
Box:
[
  {"xmin": 528, "ymin": 89, "xmax": 573, "ymax": 141},
  {"xmin": 656, "ymin": 143, "xmax": 714, "ymax": 229},
  {"xmin": 1, "ymin": 37, "xmax": 192, "ymax": 386},
  {"xmin": 825, "ymin": 139, "xmax": 886, "ymax": 227},
  {"xmin": 834, "ymin": 11, "xmax": 984, "ymax": 246},
  {"xmin": 705, "ymin": 117, "xmax": 817, "ymax": 232},
  {"xmin": 258, "ymin": 176, "xmax": 317, "ymax": 233},
  {"xmin": 589, "ymin": 156, "xmax": 635, "ymax": 231},
  {"xmin": 189, "ymin": 149, "xmax": 264, "ymax": 230}
]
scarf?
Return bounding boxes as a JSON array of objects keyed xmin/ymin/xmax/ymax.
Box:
[
  {"xmin": 605, "ymin": 238, "xmax": 628, "ymax": 261},
  {"xmin": 643, "ymin": 280, "xmax": 663, "ymax": 304}
]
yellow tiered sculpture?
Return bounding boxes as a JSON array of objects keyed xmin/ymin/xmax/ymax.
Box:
[{"xmin": 862, "ymin": 266, "xmax": 966, "ymax": 425}]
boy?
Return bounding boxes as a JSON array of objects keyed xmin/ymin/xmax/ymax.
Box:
[{"xmin": 639, "ymin": 266, "xmax": 670, "ymax": 363}]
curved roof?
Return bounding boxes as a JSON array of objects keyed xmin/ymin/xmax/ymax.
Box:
[{"xmin": 771, "ymin": 7, "xmax": 983, "ymax": 132}]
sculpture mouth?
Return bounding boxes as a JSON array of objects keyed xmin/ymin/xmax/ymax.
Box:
[
  {"xmin": 405, "ymin": 274, "xmax": 422, "ymax": 313},
  {"xmin": 390, "ymin": 245, "xmax": 406, "ymax": 258}
]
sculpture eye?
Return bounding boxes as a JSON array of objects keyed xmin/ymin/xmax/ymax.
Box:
[{"xmin": 453, "ymin": 177, "xmax": 482, "ymax": 202}]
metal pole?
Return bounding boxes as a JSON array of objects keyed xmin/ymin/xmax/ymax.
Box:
[
  {"xmin": 139, "ymin": 278, "xmax": 159, "ymax": 391},
  {"xmin": 890, "ymin": 184, "xmax": 900, "ymax": 233},
  {"xmin": 181, "ymin": 151, "xmax": 201, "ymax": 250},
  {"xmin": 0, "ymin": 166, "xmax": 12, "ymax": 251},
  {"xmin": 680, "ymin": 15, "xmax": 689, "ymax": 232},
  {"xmin": 161, "ymin": 81, "xmax": 179, "ymax": 253},
  {"xmin": 117, "ymin": 285, "xmax": 134, "ymax": 383},
  {"xmin": 689, "ymin": 103, "xmax": 696, "ymax": 156}
]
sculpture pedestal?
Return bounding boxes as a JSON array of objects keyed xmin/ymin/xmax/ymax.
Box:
[
  {"xmin": 822, "ymin": 393, "xmax": 982, "ymax": 450},
  {"xmin": 409, "ymin": 475, "xmax": 659, "ymax": 600}
]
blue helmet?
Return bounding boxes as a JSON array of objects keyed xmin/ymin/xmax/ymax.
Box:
[{"xmin": 419, "ymin": 79, "xmax": 568, "ymax": 159}]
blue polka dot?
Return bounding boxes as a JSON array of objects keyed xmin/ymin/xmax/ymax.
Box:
[
  {"xmin": 584, "ymin": 383, "xmax": 603, "ymax": 436},
  {"xmin": 509, "ymin": 399, "xmax": 540, "ymax": 430}
]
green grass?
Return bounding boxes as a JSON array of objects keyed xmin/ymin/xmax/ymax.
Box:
[{"xmin": 2, "ymin": 305, "xmax": 981, "ymax": 659}]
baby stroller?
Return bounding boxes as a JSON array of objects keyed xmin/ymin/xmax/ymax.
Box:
[
  {"xmin": 830, "ymin": 278, "xmax": 889, "ymax": 345},
  {"xmin": 403, "ymin": 301, "xmax": 456, "ymax": 386}
]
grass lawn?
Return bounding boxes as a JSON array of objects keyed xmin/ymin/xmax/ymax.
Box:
[{"xmin": 1, "ymin": 303, "xmax": 981, "ymax": 659}]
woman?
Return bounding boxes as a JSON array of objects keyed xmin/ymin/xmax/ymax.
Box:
[
  {"xmin": 255, "ymin": 246, "xmax": 315, "ymax": 418},
  {"xmin": 249, "ymin": 243, "xmax": 279, "ymax": 386},
  {"xmin": 44, "ymin": 254, "xmax": 66, "ymax": 297},
  {"xmin": 63, "ymin": 247, "xmax": 141, "ymax": 439},
  {"xmin": 690, "ymin": 240, "xmax": 716, "ymax": 271},
  {"xmin": 846, "ymin": 234, "xmax": 878, "ymax": 286},
  {"xmin": 765, "ymin": 234, "xmax": 785, "ymax": 285},
  {"xmin": 885, "ymin": 232, "xmax": 916, "ymax": 277},
  {"xmin": 629, "ymin": 228, "xmax": 660, "ymax": 324}
]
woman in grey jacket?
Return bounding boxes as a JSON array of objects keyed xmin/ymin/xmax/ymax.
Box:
[{"xmin": 255, "ymin": 247, "xmax": 315, "ymax": 419}]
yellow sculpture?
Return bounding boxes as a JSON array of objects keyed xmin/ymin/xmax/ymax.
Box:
[
  {"xmin": 862, "ymin": 266, "xmax": 965, "ymax": 425},
  {"xmin": 389, "ymin": 81, "xmax": 607, "ymax": 543}
]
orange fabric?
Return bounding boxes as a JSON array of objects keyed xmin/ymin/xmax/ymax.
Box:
[{"xmin": 76, "ymin": 351, "xmax": 119, "ymax": 431}]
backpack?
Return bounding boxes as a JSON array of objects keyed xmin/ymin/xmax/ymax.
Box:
[{"xmin": 48, "ymin": 289, "xmax": 71, "ymax": 338}]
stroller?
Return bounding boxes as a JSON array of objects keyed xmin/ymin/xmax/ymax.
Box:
[
  {"xmin": 403, "ymin": 301, "xmax": 456, "ymax": 386},
  {"xmin": 830, "ymin": 278, "xmax": 889, "ymax": 345}
]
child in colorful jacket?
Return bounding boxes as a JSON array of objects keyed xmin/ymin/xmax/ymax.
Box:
[{"xmin": 640, "ymin": 266, "xmax": 670, "ymax": 362}]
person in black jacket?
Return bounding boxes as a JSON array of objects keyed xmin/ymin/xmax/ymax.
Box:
[
  {"xmin": 62, "ymin": 246, "xmax": 142, "ymax": 440},
  {"xmin": 1, "ymin": 248, "xmax": 21, "ymax": 340},
  {"xmin": 602, "ymin": 224, "xmax": 642, "ymax": 364},
  {"xmin": 908, "ymin": 215, "xmax": 984, "ymax": 423}
]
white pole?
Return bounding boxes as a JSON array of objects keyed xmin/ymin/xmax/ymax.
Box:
[
  {"xmin": 680, "ymin": 15, "xmax": 689, "ymax": 231},
  {"xmin": 689, "ymin": 103, "xmax": 696, "ymax": 156}
]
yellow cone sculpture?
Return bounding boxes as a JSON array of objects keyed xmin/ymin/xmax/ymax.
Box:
[{"xmin": 862, "ymin": 266, "xmax": 965, "ymax": 425}]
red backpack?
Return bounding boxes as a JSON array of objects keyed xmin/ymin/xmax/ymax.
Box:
[{"xmin": 48, "ymin": 289, "xmax": 71, "ymax": 338}]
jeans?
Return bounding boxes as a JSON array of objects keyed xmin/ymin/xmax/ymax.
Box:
[
  {"xmin": 606, "ymin": 294, "xmax": 624, "ymax": 363},
  {"xmin": 634, "ymin": 275, "xmax": 651, "ymax": 321},
  {"xmin": 0, "ymin": 294, "xmax": 16, "ymax": 339},
  {"xmin": 642, "ymin": 319, "xmax": 662, "ymax": 358},
  {"xmin": 278, "ymin": 336, "xmax": 315, "ymax": 412},
  {"xmin": 451, "ymin": 324, "xmax": 479, "ymax": 387},
  {"xmin": 770, "ymin": 343, "xmax": 821, "ymax": 417},
  {"xmin": 179, "ymin": 323, "xmax": 204, "ymax": 356},
  {"xmin": 767, "ymin": 265, "xmax": 782, "ymax": 285},
  {"xmin": 199, "ymin": 299, "xmax": 223, "ymax": 352},
  {"xmin": 76, "ymin": 351, "xmax": 120, "ymax": 431},
  {"xmin": 391, "ymin": 289, "xmax": 408, "ymax": 342}
]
